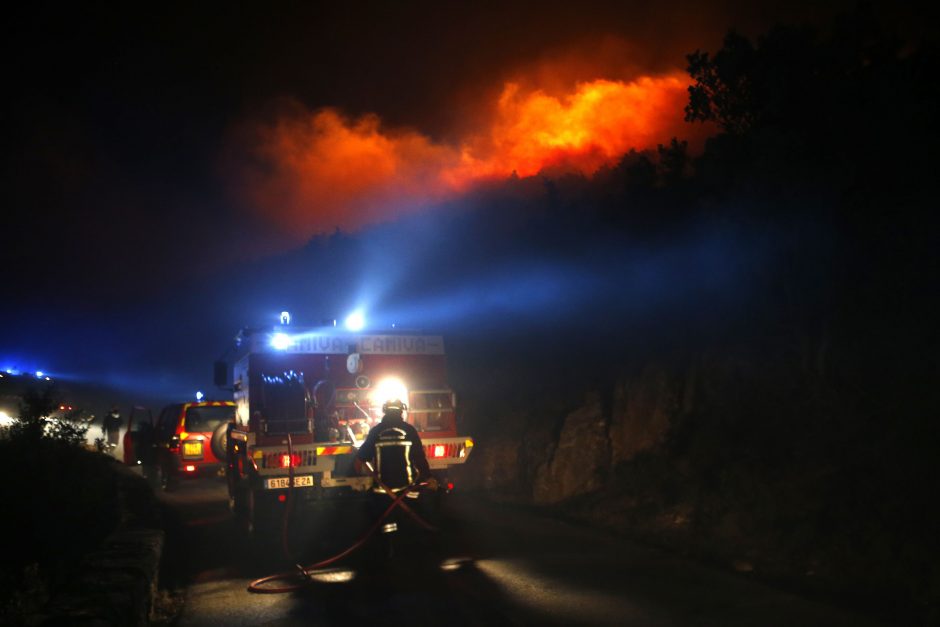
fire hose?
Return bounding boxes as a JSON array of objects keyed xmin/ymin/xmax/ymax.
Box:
[{"xmin": 247, "ymin": 434, "xmax": 437, "ymax": 594}]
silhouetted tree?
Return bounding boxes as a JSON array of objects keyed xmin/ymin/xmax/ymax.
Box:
[
  {"xmin": 10, "ymin": 386, "xmax": 58, "ymax": 444},
  {"xmin": 685, "ymin": 30, "xmax": 758, "ymax": 134},
  {"xmin": 657, "ymin": 138, "xmax": 690, "ymax": 185}
]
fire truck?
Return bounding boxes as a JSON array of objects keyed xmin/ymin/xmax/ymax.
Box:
[{"xmin": 220, "ymin": 320, "xmax": 474, "ymax": 539}]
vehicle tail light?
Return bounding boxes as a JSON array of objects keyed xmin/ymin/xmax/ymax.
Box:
[
  {"xmin": 280, "ymin": 453, "xmax": 302, "ymax": 468},
  {"xmin": 184, "ymin": 464, "xmax": 196, "ymax": 472},
  {"xmin": 447, "ymin": 482, "xmax": 454, "ymax": 491},
  {"xmin": 277, "ymin": 494, "xmax": 287, "ymax": 503},
  {"xmin": 432, "ymin": 445, "xmax": 446, "ymax": 458}
]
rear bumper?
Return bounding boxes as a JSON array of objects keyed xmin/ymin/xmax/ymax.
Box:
[
  {"xmin": 253, "ymin": 480, "xmax": 372, "ymax": 501},
  {"xmin": 172, "ymin": 459, "xmax": 225, "ymax": 478}
]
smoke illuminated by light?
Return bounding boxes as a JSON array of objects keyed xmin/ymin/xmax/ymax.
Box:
[{"xmin": 234, "ymin": 70, "xmax": 701, "ymax": 239}]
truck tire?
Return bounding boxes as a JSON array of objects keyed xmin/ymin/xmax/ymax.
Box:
[
  {"xmin": 210, "ymin": 423, "xmax": 228, "ymax": 460},
  {"xmin": 248, "ymin": 492, "xmax": 277, "ymax": 541},
  {"xmin": 233, "ymin": 486, "xmax": 271, "ymax": 538},
  {"xmin": 231, "ymin": 485, "xmax": 267, "ymax": 571},
  {"xmin": 232, "ymin": 483, "xmax": 250, "ymax": 526}
]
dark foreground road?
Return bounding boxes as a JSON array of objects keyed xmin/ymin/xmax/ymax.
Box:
[{"xmin": 159, "ymin": 479, "xmax": 885, "ymax": 626}]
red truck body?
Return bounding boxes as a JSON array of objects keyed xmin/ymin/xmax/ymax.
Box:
[{"xmin": 225, "ymin": 326, "xmax": 473, "ymax": 537}]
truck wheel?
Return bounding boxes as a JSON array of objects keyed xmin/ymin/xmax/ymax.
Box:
[
  {"xmin": 210, "ymin": 423, "xmax": 228, "ymax": 460},
  {"xmin": 246, "ymin": 490, "xmax": 274, "ymax": 540},
  {"xmin": 232, "ymin": 484, "xmax": 250, "ymax": 526},
  {"xmin": 233, "ymin": 485, "xmax": 268, "ymax": 538}
]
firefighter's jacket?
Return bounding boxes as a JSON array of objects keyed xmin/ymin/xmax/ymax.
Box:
[{"xmin": 357, "ymin": 416, "xmax": 431, "ymax": 491}]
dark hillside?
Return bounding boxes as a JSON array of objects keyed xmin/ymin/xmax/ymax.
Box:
[{"xmin": 441, "ymin": 9, "xmax": 938, "ymax": 623}]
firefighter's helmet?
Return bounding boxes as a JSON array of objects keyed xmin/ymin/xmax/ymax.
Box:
[{"xmin": 382, "ymin": 398, "xmax": 407, "ymax": 414}]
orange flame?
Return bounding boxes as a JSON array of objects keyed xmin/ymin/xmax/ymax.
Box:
[
  {"xmin": 447, "ymin": 73, "xmax": 690, "ymax": 185},
  {"xmin": 234, "ymin": 72, "xmax": 698, "ymax": 238}
]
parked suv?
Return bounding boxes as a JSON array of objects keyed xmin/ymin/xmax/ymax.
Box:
[{"xmin": 150, "ymin": 401, "xmax": 236, "ymax": 490}]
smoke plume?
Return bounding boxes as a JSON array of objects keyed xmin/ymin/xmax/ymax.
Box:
[{"xmin": 231, "ymin": 69, "xmax": 702, "ymax": 240}]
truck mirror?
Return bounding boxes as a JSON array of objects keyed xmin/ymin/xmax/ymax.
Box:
[{"xmin": 213, "ymin": 361, "xmax": 228, "ymax": 387}]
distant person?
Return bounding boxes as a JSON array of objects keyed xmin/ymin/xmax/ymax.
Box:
[{"xmin": 103, "ymin": 406, "xmax": 122, "ymax": 448}]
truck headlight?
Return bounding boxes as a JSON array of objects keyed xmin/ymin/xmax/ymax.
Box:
[{"xmin": 373, "ymin": 377, "xmax": 408, "ymax": 407}]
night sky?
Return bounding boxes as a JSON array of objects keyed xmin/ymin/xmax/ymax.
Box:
[{"xmin": 1, "ymin": 0, "xmax": 916, "ymax": 408}]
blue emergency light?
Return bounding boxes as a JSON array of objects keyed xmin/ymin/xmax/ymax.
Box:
[
  {"xmin": 271, "ymin": 332, "xmax": 293, "ymax": 350},
  {"xmin": 344, "ymin": 310, "xmax": 365, "ymax": 332}
]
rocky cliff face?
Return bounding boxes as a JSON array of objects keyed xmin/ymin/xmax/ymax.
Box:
[
  {"xmin": 453, "ymin": 351, "xmax": 938, "ymax": 623},
  {"xmin": 532, "ymin": 392, "xmax": 609, "ymax": 504},
  {"xmin": 459, "ymin": 364, "xmax": 687, "ymax": 504}
]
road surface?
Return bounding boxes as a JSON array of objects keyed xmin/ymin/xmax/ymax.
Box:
[{"xmin": 159, "ymin": 479, "xmax": 885, "ymax": 626}]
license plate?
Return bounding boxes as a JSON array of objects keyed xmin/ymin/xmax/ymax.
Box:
[
  {"xmin": 265, "ymin": 475, "xmax": 314, "ymax": 489},
  {"xmin": 182, "ymin": 441, "xmax": 202, "ymax": 457}
]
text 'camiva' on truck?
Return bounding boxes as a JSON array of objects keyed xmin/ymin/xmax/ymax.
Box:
[{"xmin": 218, "ymin": 319, "xmax": 474, "ymax": 540}]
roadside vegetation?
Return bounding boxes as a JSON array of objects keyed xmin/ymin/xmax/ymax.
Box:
[{"xmin": 0, "ymin": 385, "xmax": 122, "ymax": 623}]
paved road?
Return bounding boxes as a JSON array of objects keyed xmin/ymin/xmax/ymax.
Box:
[{"xmin": 160, "ymin": 479, "xmax": 886, "ymax": 626}]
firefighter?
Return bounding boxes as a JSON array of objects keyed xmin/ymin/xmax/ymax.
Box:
[
  {"xmin": 355, "ymin": 399, "xmax": 438, "ymax": 560},
  {"xmin": 354, "ymin": 399, "xmax": 436, "ymax": 491}
]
